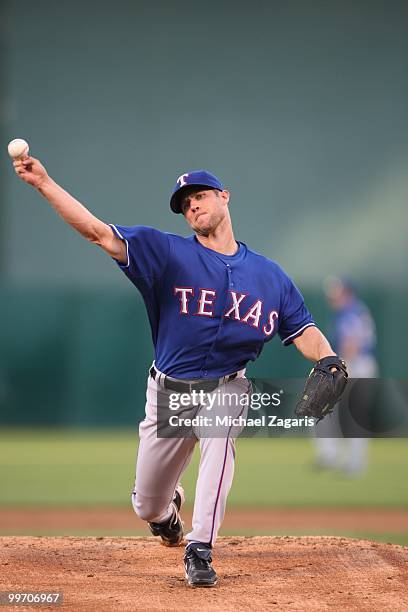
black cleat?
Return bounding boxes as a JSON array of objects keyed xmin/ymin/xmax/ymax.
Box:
[
  {"xmin": 184, "ymin": 542, "xmax": 218, "ymax": 587},
  {"xmin": 148, "ymin": 485, "xmax": 184, "ymax": 547}
]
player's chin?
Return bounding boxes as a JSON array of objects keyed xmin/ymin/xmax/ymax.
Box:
[{"xmin": 193, "ymin": 223, "xmax": 213, "ymax": 237}]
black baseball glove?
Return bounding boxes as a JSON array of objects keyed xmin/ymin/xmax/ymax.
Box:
[{"xmin": 295, "ymin": 356, "xmax": 348, "ymax": 422}]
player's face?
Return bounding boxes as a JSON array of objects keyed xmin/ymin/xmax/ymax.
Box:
[
  {"xmin": 326, "ymin": 287, "xmax": 351, "ymax": 310},
  {"xmin": 181, "ymin": 189, "xmax": 229, "ymax": 236}
]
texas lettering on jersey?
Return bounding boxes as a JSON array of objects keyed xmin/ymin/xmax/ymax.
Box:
[
  {"xmin": 174, "ymin": 287, "xmax": 278, "ymax": 337},
  {"xmin": 109, "ymin": 224, "xmax": 315, "ymax": 378}
]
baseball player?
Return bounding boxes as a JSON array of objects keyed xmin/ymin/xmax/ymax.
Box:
[
  {"xmin": 12, "ymin": 155, "xmax": 347, "ymax": 587},
  {"xmin": 314, "ymin": 277, "xmax": 378, "ymax": 475}
]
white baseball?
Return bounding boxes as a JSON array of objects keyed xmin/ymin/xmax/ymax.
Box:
[{"xmin": 7, "ymin": 138, "xmax": 30, "ymax": 159}]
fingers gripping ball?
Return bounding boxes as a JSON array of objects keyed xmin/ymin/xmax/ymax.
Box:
[
  {"xmin": 295, "ymin": 356, "xmax": 348, "ymax": 422},
  {"xmin": 8, "ymin": 138, "xmax": 30, "ymax": 159}
]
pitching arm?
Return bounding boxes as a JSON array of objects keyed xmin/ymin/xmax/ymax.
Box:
[{"xmin": 12, "ymin": 156, "xmax": 126, "ymax": 263}]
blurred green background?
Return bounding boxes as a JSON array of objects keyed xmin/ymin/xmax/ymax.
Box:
[
  {"xmin": 0, "ymin": 0, "xmax": 407, "ymax": 424},
  {"xmin": 0, "ymin": 1, "xmax": 407, "ymax": 544}
]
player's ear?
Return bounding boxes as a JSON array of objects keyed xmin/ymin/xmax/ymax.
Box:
[{"xmin": 220, "ymin": 190, "xmax": 230, "ymax": 206}]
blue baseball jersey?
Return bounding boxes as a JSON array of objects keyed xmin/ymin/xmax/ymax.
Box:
[
  {"xmin": 110, "ymin": 225, "xmax": 315, "ymax": 379},
  {"xmin": 332, "ymin": 299, "xmax": 376, "ymax": 357}
]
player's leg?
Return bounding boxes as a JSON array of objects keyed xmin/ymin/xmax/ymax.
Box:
[
  {"xmin": 132, "ymin": 421, "xmax": 195, "ymax": 524},
  {"xmin": 343, "ymin": 438, "xmax": 369, "ymax": 475},
  {"xmin": 183, "ymin": 435, "xmax": 237, "ymax": 587},
  {"xmin": 131, "ymin": 372, "xmax": 196, "ymax": 543},
  {"xmin": 313, "ymin": 409, "xmax": 342, "ymax": 469},
  {"xmin": 187, "ymin": 435, "xmax": 236, "ymax": 545},
  {"xmin": 338, "ymin": 358, "xmax": 378, "ymax": 476},
  {"xmin": 184, "ymin": 376, "xmax": 250, "ymax": 587},
  {"xmin": 314, "ymin": 436, "xmax": 341, "ymax": 470}
]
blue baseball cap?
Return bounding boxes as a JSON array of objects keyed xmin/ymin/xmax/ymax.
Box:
[{"xmin": 170, "ymin": 170, "xmax": 224, "ymax": 214}]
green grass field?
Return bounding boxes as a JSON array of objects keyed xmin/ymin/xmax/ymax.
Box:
[
  {"xmin": 1, "ymin": 430, "xmax": 407, "ymax": 544},
  {"xmin": 0, "ymin": 429, "xmax": 407, "ymax": 508}
]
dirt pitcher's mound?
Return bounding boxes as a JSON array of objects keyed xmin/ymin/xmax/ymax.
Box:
[{"xmin": 1, "ymin": 536, "xmax": 407, "ymax": 611}]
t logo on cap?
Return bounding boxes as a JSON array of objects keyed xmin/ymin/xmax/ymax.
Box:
[{"xmin": 177, "ymin": 173, "xmax": 190, "ymax": 187}]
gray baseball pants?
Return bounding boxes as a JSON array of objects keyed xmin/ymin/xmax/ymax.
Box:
[{"xmin": 131, "ymin": 365, "xmax": 250, "ymax": 545}]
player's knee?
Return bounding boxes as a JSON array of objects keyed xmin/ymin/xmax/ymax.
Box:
[{"xmin": 131, "ymin": 491, "xmax": 166, "ymax": 522}]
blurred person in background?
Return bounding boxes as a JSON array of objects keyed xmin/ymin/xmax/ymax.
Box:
[{"xmin": 314, "ymin": 276, "xmax": 379, "ymax": 476}]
